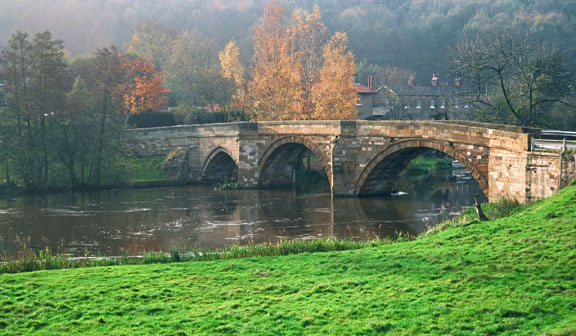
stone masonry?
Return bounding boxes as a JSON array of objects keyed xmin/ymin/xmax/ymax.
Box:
[{"xmin": 127, "ymin": 120, "xmax": 576, "ymax": 203}]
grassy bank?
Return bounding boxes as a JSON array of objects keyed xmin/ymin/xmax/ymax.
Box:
[
  {"xmin": 0, "ymin": 156, "xmax": 172, "ymax": 198},
  {"xmin": 1, "ymin": 187, "xmax": 575, "ymax": 335},
  {"xmin": 129, "ymin": 156, "xmax": 172, "ymax": 184}
]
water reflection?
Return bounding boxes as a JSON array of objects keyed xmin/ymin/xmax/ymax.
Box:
[{"xmin": 0, "ymin": 181, "xmax": 484, "ymax": 256}]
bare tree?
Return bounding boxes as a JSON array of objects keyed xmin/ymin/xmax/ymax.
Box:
[{"xmin": 452, "ymin": 29, "xmax": 574, "ymax": 127}]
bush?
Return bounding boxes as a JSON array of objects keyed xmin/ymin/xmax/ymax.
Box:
[
  {"xmin": 173, "ymin": 104, "xmax": 247, "ymax": 125},
  {"xmin": 484, "ymin": 198, "xmax": 522, "ymax": 219},
  {"xmin": 127, "ymin": 112, "xmax": 176, "ymax": 128}
]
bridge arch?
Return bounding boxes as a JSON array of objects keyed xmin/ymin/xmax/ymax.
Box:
[
  {"xmin": 258, "ymin": 136, "xmax": 332, "ymax": 188},
  {"xmin": 355, "ymin": 139, "xmax": 488, "ymax": 197},
  {"xmin": 201, "ymin": 146, "xmax": 238, "ymax": 184}
]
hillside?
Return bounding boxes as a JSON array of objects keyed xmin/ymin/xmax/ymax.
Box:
[
  {"xmin": 1, "ymin": 183, "xmax": 575, "ymax": 334},
  {"xmin": 1, "ymin": 0, "xmax": 576, "ymax": 79}
]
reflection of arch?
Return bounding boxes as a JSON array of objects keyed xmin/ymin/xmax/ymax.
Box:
[
  {"xmin": 258, "ymin": 136, "xmax": 332, "ymax": 188},
  {"xmin": 201, "ymin": 146, "xmax": 238, "ymax": 183},
  {"xmin": 355, "ymin": 139, "xmax": 488, "ymax": 196}
]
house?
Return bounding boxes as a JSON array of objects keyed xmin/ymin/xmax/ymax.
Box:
[
  {"xmin": 355, "ymin": 73, "xmax": 475, "ymax": 121},
  {"xmin": 355, "ymin": 82, "xmax": 376, "ymax": 119}
]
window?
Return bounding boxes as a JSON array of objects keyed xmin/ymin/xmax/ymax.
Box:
[
  {"xmin": 464, "ymin": 102, "xmax": 470, "ymax": 109},
  {"xmin": 404, "ymin": 101, "xmax": 410, "ymax": 109},
  {"xmin": 454, "ymin": 99, "xmax": 459, "ymax": 108},
  {"xmin": 440, "ymin": 99, "xmax": 446, "ymax": 109},
  {"xmin": 356, "ymin": 95, "xmax": 362, "ymax": 106},
  {"xmin": 430, "ymin": 99, "xmax": 435, "ymax": 109},
  {"xmin": 416, "ymin": 100, "xmax": 422, "ymax": 109}
]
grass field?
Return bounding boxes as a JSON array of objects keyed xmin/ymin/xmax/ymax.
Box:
[{"xmin": 1, "ymin": 184, "xmax": 575, "ymax": 335}]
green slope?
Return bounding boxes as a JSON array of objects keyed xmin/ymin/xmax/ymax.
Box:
[{"xmin": 1, "ymin": 185, "xmax": 576, "ymax": 335}]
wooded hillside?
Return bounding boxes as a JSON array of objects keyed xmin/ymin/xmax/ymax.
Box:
[{"xmin": 2, "ymin": 0, "xmax": 576, "ymax": 84}]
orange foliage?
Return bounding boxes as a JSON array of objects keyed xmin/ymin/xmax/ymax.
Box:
[
  {"xmin": 246, "ymin": 1, "xmax": 356, "ymax": 121},
  {"xmin": 312, "ymin": 32, "xmax": 358, "ymax": 120},
  {"xmin": 219, "ymin": 40, "xmax": 246, "ymax": 107},
  {"xmin": 247, "ymin": 0, "xmax": 303, "ymax": 121},
  {"xmin": 288, "ymin": 5, "xmax": 327, "ymax": 119},
  {"xmin": 120, "ymin": 57, "xmax": 170, "ymax": 114}
]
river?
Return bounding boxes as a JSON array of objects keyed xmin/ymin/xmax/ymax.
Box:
[{"xmin": 0, "ymin": 180, "xmax": 484, "ymax": 257}]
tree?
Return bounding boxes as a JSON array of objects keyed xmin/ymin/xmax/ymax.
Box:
[
  {"xmin": 120, "ymin": 57, "xmax": 170, "ymax": 115},
  {"xmin": 54, "ymin": 75, "xmax": 92, "ymax": 186},
  {"xmin": 165, "ymin": 31, "xmax": 227, "ymax": 109},
  {"xmin": 247, "ymin": 0, "xmax": 303, "ymax": 121},
  {"xmin": 30, "ymin": 30, "xmax": 67, "ymax": 184},
  {"xmin": 1, "ymin": 32, "xmax": 33, "ymax": 185},
  {"xmin": 219, "ymin": 40, "xmax": 246, "ymax": 111},
  {"xmin": 88, "ymin": 46, "xmax": 125, "ymax": 185},
  {"xmin": 452, "ymin": 29, "xmax": 575, "ymax": 127},
  {"xmin": 311, "ymin": 32, "xmax": 357, "ymax": 120},
  {"xmin": 375, "ymin": 65, "xmax": 417, "ymax": 120},
  {"xmin": 288, "ymin": 5, "xmax": 327, "ymax": 119},
  {"xmin": 1, "ymin": 30, "xmax": 67, "ymax": 188},
  {"xmin": 126, "ymin": 21, "xmax": 177, "ymax": 70}
]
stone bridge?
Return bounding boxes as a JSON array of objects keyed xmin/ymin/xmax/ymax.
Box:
[{"xmin": 128, "ymin": 120, "xmax": 576, "ymax": 203}]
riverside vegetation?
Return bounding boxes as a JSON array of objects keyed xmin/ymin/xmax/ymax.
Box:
[{"xmin": 1, "ymin": 182, "xmax": 575, "ymax": 334}]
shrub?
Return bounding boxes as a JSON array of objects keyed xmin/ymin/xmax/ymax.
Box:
[{"xmin": 127, "ymin": 112, "xmax": 176, "ymax": 128}]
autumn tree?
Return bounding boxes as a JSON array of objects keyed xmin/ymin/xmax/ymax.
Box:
[
  {"xmin": 247, "ymin": 0, "xmax": 303, "ymax": 121},
  {"xmin": 120, "ymin": 57, "xmax": 170, "ymax": 115},
  {"xmin": 246, "ymin": 1, "xmax": 357, "ymax": 121},
  {"xmin": 219, "ymin": 40, "xmax": 246, "ymax": 111},
  {"xmin": 288, "ymin": 5, "xmax": 327, "ymax": 119},
  {"xmin": 312, "ymin": 32, "xmax": 357, "ymax": 120}
]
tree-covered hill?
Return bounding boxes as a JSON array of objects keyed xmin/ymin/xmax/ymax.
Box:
[{"xmin": 2, "ymin": 0, "xmax": 576, "ymax": 82}]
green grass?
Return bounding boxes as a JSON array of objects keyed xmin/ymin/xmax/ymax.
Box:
[
  {"xmin": 129, "ymin": 156, "xmax": 172, "ymax": 183},
  {"xmin": 1, "ymin": 185, "xmax": 576, "ymax": 335}
]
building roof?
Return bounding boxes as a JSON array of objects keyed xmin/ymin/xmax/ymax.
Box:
[
  {"xmin": 355, "ymin": 83, "xmax": 376, "ymax": 94},
  {"xmin": 381, "ymin": 85, "xmax": 470, "ymax": 97}
]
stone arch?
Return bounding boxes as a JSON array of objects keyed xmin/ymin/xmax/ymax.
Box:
[
  {"xmin": 355, "ymin": 139, "xmax": 488, "ymax": 197},
  {"xmin": 201, "ymin": 146, "xmax": 238, "ymax": 183},
  {"xmin": 258, "ymin": 136, "xmax": 332, "ymax": 188}
]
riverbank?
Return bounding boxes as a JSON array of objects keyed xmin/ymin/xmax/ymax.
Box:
[
  {"xmin": 0, "ymin": 156, "xmax": 175, "ymax": 199},
  {"xmin": 1, "ymin": 184, "xmax": 575, "ymax": 334}
]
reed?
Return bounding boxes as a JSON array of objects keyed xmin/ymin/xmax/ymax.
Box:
[{"xmin": 0, "ymin": 238, "xmax": 390, "ymax": 274}]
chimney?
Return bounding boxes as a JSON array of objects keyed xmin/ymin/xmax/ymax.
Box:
[
  {"xmin": 368, "ymin": 75, "xmax": 373, "ymax": 89},
  {"xmin": 454, "ymin": 77, "xmax": 461, "ymax": 87},
  {"xmin": 432, "ymin": 73, "xmax": 439, "ymax": 87},
  {"xmin": 408, "ymin": 73, "xmax": 414, "ymax": 87}
]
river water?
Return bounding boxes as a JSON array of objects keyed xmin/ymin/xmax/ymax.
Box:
[{"xmin": 0, "ymin": 180, "xmax": 483, "ymax": 257}]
